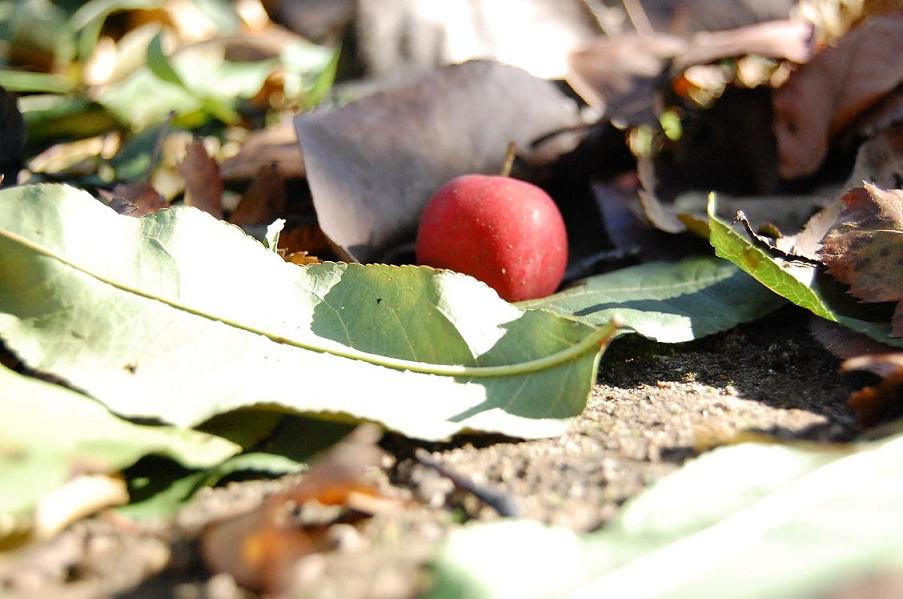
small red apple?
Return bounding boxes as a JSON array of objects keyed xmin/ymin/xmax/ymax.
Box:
[{"xmin": 415, "ymin": 174, "xmax": 568, "ymax": 302}]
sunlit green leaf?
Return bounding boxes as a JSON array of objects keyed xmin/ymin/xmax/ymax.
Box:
[
  {"xmin": 0, "ymin": 184, "xmax": 616, "ymax": 440},
  {"xmin": 707, "ymin": 194, "xmax": 901, "ymax": 346},
  {"xmin": 521, "ymin": 256, "xmax": 783, "ymax": 342}
]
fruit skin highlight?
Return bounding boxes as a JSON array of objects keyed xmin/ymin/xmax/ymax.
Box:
[{"xmin": 415, "ymin": 174, "xmax": 568, "ymax": 302}]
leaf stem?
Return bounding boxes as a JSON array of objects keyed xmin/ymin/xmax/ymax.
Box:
[
  {"xmin": 1, "ymin": 228, "xmax": 622, "ymax": 378},
  {"xmin": 499, "ymin": 141, "xmax": 516, "ymax": 178}
]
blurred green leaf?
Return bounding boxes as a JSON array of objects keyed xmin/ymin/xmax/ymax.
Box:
[
  {"xmin": 6, "ymin": 0, "xmax": 76, "ymax": 69},
  {"xmin": 0, "ymin": 363, "xmax": 240, "ymax": 534},
  {"xmin": 145, "ymin": 31, "xmax": 185, "ymax": 87},
  {"xmin": 71, "ymin": 0, "xmax": 160, "ymax": 59},
  {"xmin": 98, "ymin": 45, "xmax": 274, "ymax": 130},
  {"xmin": 430, "ymin": 433, "xmax": 903, "ymax": 599},
  {"xmin": 0, "ymin": 69, "xmax": 73, "ymax": 93},
  {"xmin": 20, "ymin": 95, "xmax": 119, "ymax": 145},
  {"xmin": 108, "ymin": 122, "xmax": 169, "ymax": 180},
  {"xmin": 189, "ymin": 0, "xmax": 239, "ymax": 33}
]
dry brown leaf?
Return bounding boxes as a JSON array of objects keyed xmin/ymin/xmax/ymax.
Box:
[
  {"xmin": 846, "ymin": 124, "xmax": 903, "ymax": 190},
  {"xmin": 810, "ymin": 317, "xmax": 899, "ymax": 360},
  {"xmin": 100, "ymin": 182, "xmax": 168, "ymax": 217},
  {"xmin": 284, "ymin": 251, "xmax": 321, "ymax": 266},
  {"xmin": 180, "ymin": 139, "xmax": 224, "ymax": 218},
  {"xmin": 221, "ymin": 117, "xmax": 304, "ymax": 180},
  {"xmin": 295, "ymin": 60, "xmax": 582, "ymax": 262},
  {"xmin": 853, "ymin": 87, "xmax": 903, "ymax": 141},
  {"xmin": 841, "ymin": 352, "xmax": 903, "ymax": 425},
  {"xmin": 220, "ymin": 25, "xmax": 309, "ymax": 61},
  {"xmin": 201, "ymin": 426, "xmax": 401, "ymax": 594},
  {"xmin": 673, "ymin": 19, "xmax": 814, "ymax": 71},
  {"xmin": 819, "ymin": 183, "xmax": 903, "ymax": 335},
  {"xmin": 228, "ymin": 163, "xmax": 286, "ymax": 226},
  {"xmin": 568, "ymin": 33, "xmax": 686, "ymax": 122},
  {"xmin": 355, "ymin": 0, "xmax": 601, "ymax": 79},
  {"xmin": 773, "ymin": 12, "xmax": 903, "ymax": 179},
  {"xmin": 568, "ymin": 20, "xmax": 811, "ymax": 123},
  {"xmin": 671, "ymin": 0, "xmax": 797, "ymax": 34},
  {"xmin": 787, "ymin": 198, "xmax": 843, "ymax": 259},
  {"xmin": 262, "ymin": 0, "xmax": 355, "ymax": 42},
  {"xmin": 277, "ymin": 225, "xmax": 332, "ymax": 257}
]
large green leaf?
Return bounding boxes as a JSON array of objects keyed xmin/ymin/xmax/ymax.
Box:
[
  {"xmin": 430, "ymin": 433, "xmax": 903, "ymax": 599},
  {"xmin": 0, "ymin": 364, "xmax": 239, "ymax": 525},
  {"xmin": 0, "ymin": 184, "xmax": 616, "ymax": 440},
  {"xmin": 97, "ymin": 43, "xmax": 276, "ymax": 130},
  {"xmin": 707, "ymin": 195, "xmax": 902, "ymax": 346},
  {"xmin": 520, "ymin": 256, "xmax": 783, "ymax": 342}
]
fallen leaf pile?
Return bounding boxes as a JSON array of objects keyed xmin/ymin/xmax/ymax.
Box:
[{"xmin": 1, "ymin": 0, "xmax": 903, "ymax": 596}]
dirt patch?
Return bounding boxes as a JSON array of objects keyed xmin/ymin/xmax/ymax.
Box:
[{"xmin": 0, "ymin": 306, "xmax": 867, "ymax": 598}]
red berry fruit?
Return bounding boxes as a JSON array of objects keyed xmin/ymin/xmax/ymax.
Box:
[{"xmin": 415, "ymin": 174, "xmax": 568, "ymax": 302}]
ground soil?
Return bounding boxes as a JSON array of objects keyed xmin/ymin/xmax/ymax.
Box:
[{"xmin": 0, "ymin": 306, "xmax": 878, "ymax": 599}]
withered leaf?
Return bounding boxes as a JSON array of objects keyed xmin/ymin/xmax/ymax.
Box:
[
  {"xmin": 228, "ymin": 163, "xmax": 286, "ymax": 226},
  {"xmin": 773, "ymin": 13, "xmax": 903, "ymax": 179},
  {"xmin": 201, "ymin": 426, "xmax": 396, "ymax": 594},
  {"xmin": 810, "ymin": 317, "xmax": 898, "ymax": 361},
  {"xmin": 568, "ymin": 20, "xmax": 811, "ymax": 124},
  {"xmin": 220, "ymin": 117, "xmax": 305, "ymax": 180},
  {"xmin": 670, "ymin": 0, "xmax": 796, "ymax": 34},
  {"xmin": 846, "ymin": 124, "xmax": 903, "ymax": 190},
  {"xmin": 568, "ymin": 33, "xmax": 686, "ymax": 123},
  {"xmin": 819, "ymin": 183, "xmax": 903, "ymax": 335},
  {"xmin": 268, "ymin": 0, "xmax": 355, "ymax": 42},
  {"xmin": 295, "ymin": 60, "xmax": 582, "ymax": 262},
  {"xmin": 100, "ymin": 182, "xmax": 167, "ymax": 217},
  {"xmin": 787, "ymin": 199, "xmax": 843, "ymax": 260},
  {"xmin": 841, "ymin": 352, "xmax": 903, "ymax": 425},
  {"xmin": 673, "ymin": 19, "xmax": 813, "ymax": 71},
  {"xmin": 277, "ymin": 224, "xmax": 331, "ymax": 258},
  {"xmin": 180, "ymin": 139, "xmax": 224, "ymax": 219},
  {"xmin": 356, "ymin": 0, "xmax": 600, "ymax": 79},
  {"xmin": 853, "ymin": 87, "xmax": 903, "ymax": 141},
  {"xmin": 284, "ymin": 251, "xmax": 321, "ymax": 266}
]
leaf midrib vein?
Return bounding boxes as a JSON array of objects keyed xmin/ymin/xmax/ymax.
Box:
[{"xmin": 0, "ymin": 228, "xmax": 619, "ymax": 378}]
